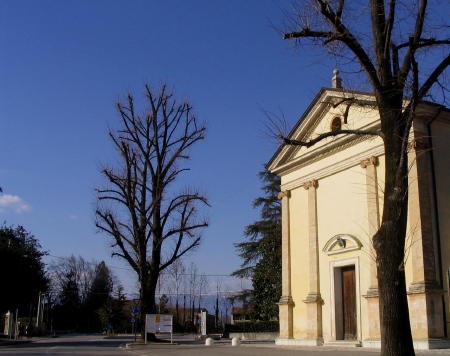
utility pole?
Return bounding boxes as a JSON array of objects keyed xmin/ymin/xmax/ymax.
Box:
[
  {"xmin": 36, "ymin": 292, "xmax": 45, "ymax": 329},
  {"xmin": 36, "ymin": 293, "xmax": 41, "ymax": 328}
]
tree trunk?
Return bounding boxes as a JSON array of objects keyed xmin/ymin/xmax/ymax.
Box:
[
  {"xmin": 139, "ymin": 273, "xmax": 158, "ymax": 341},
  {"xmin": 183, "ymin": 295, "xmax": 186, "ymax": 328},
  {"xmin": 176, "ymin": 299, "xmax": 179, "ymax": 328},
  {"xmin": 374, "ymin": 96, "xmax": 415, "ymax": 356}
]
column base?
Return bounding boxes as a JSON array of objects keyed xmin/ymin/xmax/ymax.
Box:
[
  {"xmin": 303, "ymin": 293, "xmax": 323, "ymax": 340},
  {"xmin": 361, "ymin": 338, "xmax": 450, "ymax": 350},
  {"xmin": 407, "ymin": 285, "xmax": 445, "ymax": 339},
  {"xmin": 361, "ymin": 339, "xmax": 381, "ymax": 348},
  {"xmin": 363, "ymin": 292, "xmax": 380, "ymax": 339},
  {"xmin": 413, "ymin": 338, "xmax": 450, "ymax": 350},
  {"xmin": 278, "ymin": 296, "xmax": 294, "ymax": 339}
]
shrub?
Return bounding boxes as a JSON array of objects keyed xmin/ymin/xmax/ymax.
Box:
[{"xmin": 223, "ymin": 321, "xmax": 279, "ymax": 337}]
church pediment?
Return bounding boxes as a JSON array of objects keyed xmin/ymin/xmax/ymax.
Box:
[{"xmin": 267, "ymin": 88, "xmax": 379, "ymax": 175}]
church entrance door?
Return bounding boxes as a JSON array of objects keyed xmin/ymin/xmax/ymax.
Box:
[{"xmin": 341, "ymin": 265, "xmax": 357, "ymax": 340}]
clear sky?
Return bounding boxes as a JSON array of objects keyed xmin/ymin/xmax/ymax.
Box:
[{"xmin": 0, "ymin": 0, "xmax": 339, "ymax": 295}]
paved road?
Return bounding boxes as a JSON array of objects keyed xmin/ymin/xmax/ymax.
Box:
[
  {"xmin": 1, "ymin": 334, "xmax": 450, "ymax": 356},
  {"xmin": 0, "ymin": 334, "xmax": 131, "ymax": 355},
  {"xmin": 128, "ymin": 341, "xmax": 450, "ymax": 356}
]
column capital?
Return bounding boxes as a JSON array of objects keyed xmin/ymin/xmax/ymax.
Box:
[
  {"xmin": 408, "ymin": 138, "xmax": 431, "ymax": 151},
  {"xmin": 303, "ymin": 179, "xmax": 318, "ymax": 190},
  {"xmin": 360, "ymin": 156, "xmax": 379, "ymax": 168},
  {"xmin": 277, "ymin": 190, "xmax": 291, "ymax": 200}
]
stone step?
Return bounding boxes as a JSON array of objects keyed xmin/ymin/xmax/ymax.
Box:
[{"xmin": 324, "ymin": 340, "xmax": 362, "ymax": 347}]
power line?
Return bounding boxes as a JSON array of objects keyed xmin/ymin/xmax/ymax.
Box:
[{"xmin": 46, "ymin": 254, "xmax": 248, "ymax": 278}]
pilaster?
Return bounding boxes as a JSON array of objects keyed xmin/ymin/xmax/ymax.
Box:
[
  {"xmin": 302, "ymin": 180, "xmax": 323, "ymax": 341},
  {"xmin": 277, "ymin": 190, "xmax": 294, "ymax": 339},
  {"xmin": 407, "ymin": 137, "xmax": 444, "ymax": 339},
  {"xmin": 360, "ymin": 156, "xmax": 381, "ymax": 341},
  {"xmin": 360, "ymin": 156, "xmax": 380, "ymax": 293}
]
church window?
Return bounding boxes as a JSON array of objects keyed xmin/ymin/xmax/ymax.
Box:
[{"xmin": 331, "ymin": 116, "xmax": 342, "ymax": 132}]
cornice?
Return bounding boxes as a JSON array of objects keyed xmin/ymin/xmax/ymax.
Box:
[
  {"xmin": 281, "ymin": 144, "xmax": 384, "ymax": 192},
  {"xmin": 273, "ymin": 120, "xmax": 381, "ymax": 177}
]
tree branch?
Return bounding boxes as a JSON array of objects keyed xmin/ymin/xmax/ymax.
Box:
[
  {"xmin": 417, "ymin": 53, "xmax": 450, "ymax": 101},
  {"xmin": 281, "ymin": 128, "xmax": 383, "ymax": 148},
  {"xmin": 398, "ymin": 0, "xmax": 427, "ymax": 83},
  {"xmin": 284, "ymin": 1, "xmax": 381, "ymax": 90}
]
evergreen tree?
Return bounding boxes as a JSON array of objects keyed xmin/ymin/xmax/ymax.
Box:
[
  {"xmin": 0, "ymin": 225, "xmax": 48, "ymax": 314},
  {"xmin": 54, "ymin": 270, "xmax": 81, "ymax": 330},
  {"xmin": 97, "ymin": 286, "xmax": 125, "ymax": 334},
  {"xmin": 233, "ymin": 170, "xmax": 281, "ymax": 320},
  {"xmin": 85, "ymin": 261, "xmax": 113, "ymax": 331},
  {"xmin": 50, "ymin": 257, "xmax": 126, "ymax": 332}
]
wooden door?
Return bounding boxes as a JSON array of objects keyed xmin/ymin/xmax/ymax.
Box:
[{"xmin": 341, "ymin": 266, "xmax": 356, "ymax": 340}]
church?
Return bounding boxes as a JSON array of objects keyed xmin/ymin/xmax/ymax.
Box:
[{"xmin": 267, "ymin": 72, "xmax": 450, "ymax": 349}]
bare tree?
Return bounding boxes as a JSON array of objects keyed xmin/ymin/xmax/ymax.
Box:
[
  {"xmin": 197, "ymin": 273, "xmax": 209, "ymax": 311},
  {"xmin": 96, "ymin": 84, "xmax": 209, "ymax": 335},
  {"xmin": 187, "ymin": 262, "xmax": 199, "ymax": 325},
  {"xmin": 49, "ymin": 255, "xmax": 95, "ymax": 304},
  {"xmin": 279, "ymin": 2, "xmax": 449, "ymax": 355},
  {"xmin": 168, "ymin": 258, "xmax": 185, "ymax": 325}
]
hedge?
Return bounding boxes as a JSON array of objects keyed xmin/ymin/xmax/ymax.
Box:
[{"xmin": 223, "ymin": 320, "xmax": 279, "ymax": 335}]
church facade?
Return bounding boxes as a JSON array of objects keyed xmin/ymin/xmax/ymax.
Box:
[{"xmin": 267, "ymin": 83, "xmax": 450, "ymax": 349}]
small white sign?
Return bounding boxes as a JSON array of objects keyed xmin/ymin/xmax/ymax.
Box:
[
  {"xmin": 201, "ymin": 311, "xmax": 207, "ymax": 336},
  {"xmin": 145, "ymin": 314, "xmax": 173, "ymax": 333}
]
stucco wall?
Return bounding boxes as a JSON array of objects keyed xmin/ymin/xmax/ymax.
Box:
[
  {"xmin": 283, "ymin": 142, "xmax": 385, "ymax": 341},
  {"xmin": 317, "ymin": 166, "xmax": 369, "ymax": 341},
  {"xmin": 430, "ymin": 118, "xmax": 450, "ymax": 332}
]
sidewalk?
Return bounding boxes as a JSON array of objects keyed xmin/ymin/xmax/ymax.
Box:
[
  {"xmin": 124, "ymin": 335, "xmax": 450, "ymax": 356},
  {"xmin": 0, "ymin": 338, "xmax": 32, "ymax": 347}
]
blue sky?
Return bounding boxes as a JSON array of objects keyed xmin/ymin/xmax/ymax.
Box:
[{"xmin": 0, "ymin": 0, "xmax": 339, "ymax": 295}]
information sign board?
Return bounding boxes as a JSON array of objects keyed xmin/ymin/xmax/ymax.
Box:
[{"xmin": 145, "ymin": 314, "xmax": 173, "ymax": 344}]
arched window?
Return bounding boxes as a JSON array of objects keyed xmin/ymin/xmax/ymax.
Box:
[{"xmin": 331, "ymin": 116, "xmax": 342, "ymax": 132}]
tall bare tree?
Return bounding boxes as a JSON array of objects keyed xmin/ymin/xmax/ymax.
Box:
[
  {"xmin": 279, "ymin": 1, "xmax": 449, "ymax": 355},
  {"xmin": 50, "ymin": 255, "xmax": 95, "ymax": 304},
  {"xmin": 96, "ymin": 84, "xmax": 209, "ymax": 333},
  {"xmin": 168, "ymin": 258, "xmax": 185, "ymax": 326},
  {"xmin": 197, "ymin": 273, "xmax": 209, "ymax": 311},
  {"xmin": 187, "ymin": 262, "xmax": 199, "ymax": 325}
]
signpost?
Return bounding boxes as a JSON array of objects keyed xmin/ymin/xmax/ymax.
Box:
[
  {"xmin": 131, "ymin": 305, "xmax": 140, "ymax": 342},
  {"xmin": 145, "ymin": 314, "xmax": 173, "ymax": 344}
]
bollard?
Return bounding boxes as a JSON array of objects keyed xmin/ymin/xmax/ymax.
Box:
[
  {"xmin": 205, "ymin": 337, "xmax": 214, "ymax": 346},
  {"xmin": 231, "ymin": 337, "xmax": 240, "ymax": 346}
]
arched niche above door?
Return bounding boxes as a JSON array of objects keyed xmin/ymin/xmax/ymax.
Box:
[{"xmin": 323, "ymin": 234, "xmax": 363, "ymax": 256}]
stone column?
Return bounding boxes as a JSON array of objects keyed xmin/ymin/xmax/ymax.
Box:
[
  {"xmin": 407, "ymin": 138, "xmax": 444, "ymax": 340},
  {"xmin": 360, "ymin": 156, "xmax": 380, "ymax": 292},
  {"xmin": 360, "ymin": 156, "xmax": 381, "ymax": 341},
  {"xmin": 302, "ymin": 180, "xmax": 322, "ymax": 343},
  {"xmin": 277, "ymin": 190, "xmax": 294, "ymax": 339},
  {"xmin": 408, "ymin": 139, "xmax": 438, "ymax": 288}
]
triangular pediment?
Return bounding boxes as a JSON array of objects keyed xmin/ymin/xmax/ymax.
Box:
[{"xmin": 267, "ymin": 88, "xmax": 379, "ymax": 175}]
